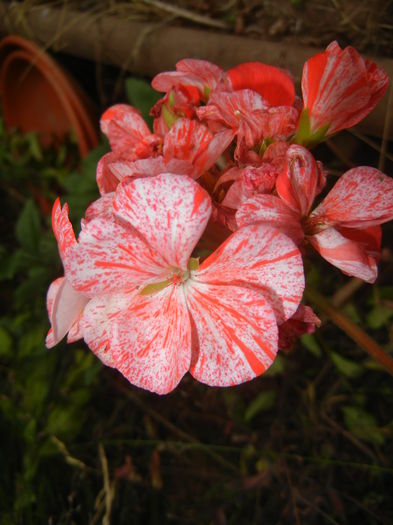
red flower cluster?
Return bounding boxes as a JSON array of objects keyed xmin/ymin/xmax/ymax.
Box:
[{"xmin": 46, "ymin": 42, "xmax": 392, "ymax": 394}]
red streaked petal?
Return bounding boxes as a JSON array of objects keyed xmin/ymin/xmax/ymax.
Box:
[
  {"xmin": 100, "ymin": 104, "xmax": 152, "ymax": 153},
  {"xmin": 228, "ymin": 62, "xmax": 295, "ymax": 106},
  {"xmin": 302, "ymin": 42, "xmax": 388, "ymax": 134},
  {"xmin": 163, "ymin": 119, "xmax": 233, "ymax": 177},
  {"xmin": 195, "ymin": 224, "xmax": 305, "ymax": 323},
  {"xmin": 236, "ymin": 194, "xmax": 304, "ymax": 245},
  {"xmin": 96, "ymin": 152, "xmax": 124, "ymax": 195},
  {"xmin": 111, "ymin": 285, "xmax": 192, "ymax": 394},
  {"xmin": 66, "ymin": 216, "xmax": 167, "ymax": 296},
  {"xmin": 152, "ymin": 59, "xmax": 225, "ymax": 94},
  {"xmin": 187, "ymin": 281, "xmax": 278, "ymax": 386},
  {"xmin": 276, "ymin": 145, "xmax": 324, "ymax": 216},
  {"xmin": 81, "ymin": 292, "xmax": 136, "ymax": 367},
  {"xmin": 310, "ymin": 167, "xmax": 393, "ymax": 228},
  {"xmin": 52, "ymin": 198, "xmax": 76, "ymax": 262},
  {"xmin": 113, "ymin": 173, "xmax": 212, "ymax": 270},
  {"xmin": 163, "ymin": 118, "xmax": 213, "ymax": 169},
  {"xmin": 308, "ymin": 227, "xmax": 378, "ymax": 283}
]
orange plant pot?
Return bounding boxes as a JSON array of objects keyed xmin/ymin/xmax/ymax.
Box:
[{"xmin": 0, "ymin": 35, "xmax": 99, "ymax": 157}]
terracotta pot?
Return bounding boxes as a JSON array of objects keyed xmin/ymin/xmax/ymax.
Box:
[{"xmin": 0, "ymin": 35, "xmax": 99, "ymax": 157}]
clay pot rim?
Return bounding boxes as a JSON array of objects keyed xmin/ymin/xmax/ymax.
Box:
[
  {"xmin": 0, "ymin": 35, "xmax": 99, "ymax": 154},
  {"xmin": 1, "ymin": 48, "xmax": 91, "ymax": 156}
]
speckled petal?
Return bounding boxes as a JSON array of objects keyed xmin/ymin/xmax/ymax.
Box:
[
  {"xmin": 195, "ymin": 224, "xmax": 305, "ymax": 323},
  {"xmin": 81, "ymin": 292, "xmax": 136, "ymax": 367},
  {"xmin": 187, "ymin": 281, "xmax": 278, "ymax": 386},
  {"xmin": 96, "ymin": 152, "xmax": 124, "ymax": 195},
  {"xmin": 236, "ymin": 194, "xmax": 304, "ymax": 246},
  {"xmin": 100, "ymin": 104, "xmax": 152, "ymax": 153},
  {"xmin": 308, "ymin": 227, "xmax": 378, "ymax": 283},
  {"xmin": 111, "ymin": 285, "xmax": 192, "ymax": 394},
  {"xmin": 163, "ymin": 118, "xmax": 232, "ymax": 177},
  {"xmin": 52, "ymin": 198, "xmax": 76, "ymax": 262},
  {"xmin": 65, "ymin": 217, "xmax": 167, "ymax": 296},
  {"xmin": 310, "ymin": 167, "xmax": 393, "ymax": 228},
  {"xmin": 113, "ymin": 173, "xmax": 212, "ymax": 270}
]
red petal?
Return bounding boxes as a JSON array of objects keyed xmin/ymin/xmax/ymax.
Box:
[
  {"xmin": 152, "ymin": 58, "xmax": 225, "ymax": 95},
  {"xmin": 302, "ymin": 41, "xmax": 389, "ymax": 134},
  {"xmin": 164, "ymin": 119, "xmax": 233, "ymax": 177},
  {"xmin": 52, "ymin": 198, "xmax": 76, "ymax": 262},
  {"xmin": 276, "ymin": 145, "xmax": 325, "ymax": 216},
  {"xmin": 228, "ymin": 62, "xmax": 295, "ymax": 106}
]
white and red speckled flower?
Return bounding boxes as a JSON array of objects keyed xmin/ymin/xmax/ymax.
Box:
[
  {"xmin": 237, "ymin": 146, "xmax": 393, "ymax": 283},
  {"xmin": 50, "ymin": 173, "xmax": 304, "ymax": 393},
  {"xmin": 299, "ymin": 41, "xmax": 388, "ymax": 140}
]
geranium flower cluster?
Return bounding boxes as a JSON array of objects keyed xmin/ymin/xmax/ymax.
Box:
[{"xmin": 46, "ymin": 41, "xmax": 393, "ymax": 394}]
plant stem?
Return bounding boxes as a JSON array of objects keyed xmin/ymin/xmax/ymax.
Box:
[{"xmin": 305, "ymin": 287, "xmax": 393, "ymax": 377}]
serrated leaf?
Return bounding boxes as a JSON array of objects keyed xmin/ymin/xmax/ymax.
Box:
[
  {"xmin": 331, "ymin": 351, "xmax": 364, "ymax": 378},
  {"xmin": 15, "ymin": 200, "xmax": 41, "ymax": 253},
  {"xmin": 244, "ymin": 391, "xmax": 276, "ymax": 422}
]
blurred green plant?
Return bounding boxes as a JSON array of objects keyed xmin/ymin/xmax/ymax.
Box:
[{"xmin": 0, "ymin": 119, "xmax": 107, "ymax": 523}]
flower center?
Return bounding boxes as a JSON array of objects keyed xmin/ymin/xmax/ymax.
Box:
[{"xmin": 139, "ymin": 258, "xmax": 199, "ymax": 296}]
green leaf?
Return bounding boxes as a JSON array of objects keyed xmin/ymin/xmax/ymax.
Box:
[
  {"xmin": 301, "ymin": 334, "xmax": 322, "ymax": 357},
  {"xmin": 125, "ymin": 77, "xmax": 161, "ymax": 129},
  {"xmin": 15, "ymin": 200, "xmax": 41, "ymax": 253},
  {"xmin": 342, "ymin": 406, "xmax": 385, "ymax": 445},
  {"xmin": 366, "ymin": 305, "xmax": 393, "ymax": 330},
  {"xmin": 0, "ymin": 327, "xmax": 12, "ymax": 357},
  {"xmin": 244, "ymin": 391, "xmax": 276, "ymax": 422},
  {"xmin": 264, "ymin": 354, "xmax": 285, "ymax": 376},
  {"xmin": 331, "ymin": 351, "xmax": 364, "ymax": 378},
  {"xmin": 26, "ymin": 132, "xmax": 43, "ymax": 162}
]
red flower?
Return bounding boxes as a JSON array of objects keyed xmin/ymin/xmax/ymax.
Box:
[{"xmin": 227, "ymin": 62, "xmax": 295, "ymax": 107}]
